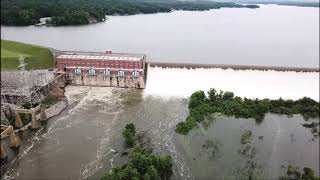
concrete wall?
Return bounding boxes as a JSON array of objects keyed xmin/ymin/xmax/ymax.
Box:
[{"xmin": 68, "ymin": 74, "xmax": 145, "ymax": 89}]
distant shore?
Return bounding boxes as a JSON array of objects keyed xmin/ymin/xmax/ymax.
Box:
[{"xmin": 1, "ymin": 0, "xmax": 259, "ymax": 26}]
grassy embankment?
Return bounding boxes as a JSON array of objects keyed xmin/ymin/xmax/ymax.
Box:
[{"xmin": 1, "ymin": 40, "xmax": 54, "ymax": 70}]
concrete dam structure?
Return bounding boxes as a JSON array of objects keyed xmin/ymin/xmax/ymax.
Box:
[
  {"xmin": 52, "ymin": 49, "xmax": 319, "ymax": 90},
  {"xmin": 55, "ymin": 50, "xmax": 147, "ymax": 89}
]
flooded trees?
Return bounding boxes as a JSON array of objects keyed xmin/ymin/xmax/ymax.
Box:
[
  {"xmin": 280, "ymin": 165, "xmax": 320, "ymax": 180},
  {"xmin": 122, "ymin": 123, "xmax": 136, "ymax": 147},
  {"xmin": 102, "ymin": 123, "xmax": 173, "ymax": 180},
  {"xmin": 175, "ymin": 88, "xmax": 320, "ymax": 135}
]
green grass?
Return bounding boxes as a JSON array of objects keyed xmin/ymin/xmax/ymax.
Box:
[{"xmin": 1, "ymin": 40, "xmax": 54, "ymax": 70}]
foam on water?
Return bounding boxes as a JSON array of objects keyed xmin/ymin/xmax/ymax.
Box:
[{"xmin": 144, "ymin": 67, "xmax": 319, "ymax": 100}]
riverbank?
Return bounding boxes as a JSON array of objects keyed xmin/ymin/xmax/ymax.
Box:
[{"xmin": 0, "ymin": 40, "xmax": 54, "ymax": 70}]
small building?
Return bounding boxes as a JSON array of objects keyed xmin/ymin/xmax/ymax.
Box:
[
  {"xmin": 35, "ymin": 17, "xmax": 52, "ymax": 26},
  {"xmin": 55, "ymin": 51, "xmax": 147, "ymax": 89}
]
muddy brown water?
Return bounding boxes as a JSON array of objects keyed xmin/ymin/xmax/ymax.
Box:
[{"xmin": 2, "ymin": 77, "xmax": 319, "ymax": 179}]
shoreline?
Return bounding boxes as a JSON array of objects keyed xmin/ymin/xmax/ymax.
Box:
[{"xmin": 1, "ymin": 3, "xmax": 319, "ymax": 27}]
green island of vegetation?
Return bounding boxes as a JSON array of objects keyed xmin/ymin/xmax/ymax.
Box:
[
  {"xmin": 101, "ymin": 123, "xmax": 173, "ymax": 180},
  {"xmin": 1, "ymin": 40, "xmax": 54, "ymax": 70},
  {"xmin": 1, "ymin": 0, "xmax": 259, "ymax": 26},
  {"xmin": 175, "ymin": 88, "xmax": 320, "ymax": 134},
  {"xmin": 280, "ymin": 165, "xmax": 319, "ymax": 180}
]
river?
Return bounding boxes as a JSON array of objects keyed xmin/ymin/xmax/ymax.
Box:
[
  {"xmin": 1, "ymin": 5, "xmax": 319, "ymax": 67},
  {"xmin": 2, "ymin": 67, "xmax": 319, "ymax": 179}
]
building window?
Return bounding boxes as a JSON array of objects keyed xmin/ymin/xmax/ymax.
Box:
[
  {"xmin": 132, "ymin": 69, "xmax": 139, "ymax": 77},
  {"xmin": 88, "ymin": 68, "xmax": 96, "ymax": 75},
  {"xmin": 75, "ymin": 67, "xmax": 81, "ymax": 74},
  {"xmin": 117, "ymin": 69, "xmax": 125, "ymax": 76},
  {"xmin": 103, "ymin": 69, "xmax": 111, "ymax": 76}
]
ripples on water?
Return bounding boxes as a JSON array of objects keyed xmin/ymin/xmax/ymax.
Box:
[{"xmin": 2, "ymin": 68, "xmax": 319, "ymax": 179}]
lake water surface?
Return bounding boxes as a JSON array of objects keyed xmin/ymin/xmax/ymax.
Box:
[{"xmin": 1, "ymin": 5, "xmax": 319, "ymax": 67}]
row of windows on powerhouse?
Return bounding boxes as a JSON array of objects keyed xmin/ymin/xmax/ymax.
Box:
[
  {"xmin": 58, "ymin": 62, "xmax": 141, "ymax": 67},
  {"xmin": 73, "ymin": 69, "xmax": 140, "ymax": 76}
]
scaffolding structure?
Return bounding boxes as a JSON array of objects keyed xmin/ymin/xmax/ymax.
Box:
[{"xmin": 1, "ymin": 57, "xmax": 54, "ymax": 106}]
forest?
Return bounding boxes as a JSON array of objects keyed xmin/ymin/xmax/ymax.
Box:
[{"xmin": 1, "ymin": 0, "xmax": 259, "ymax": 26}]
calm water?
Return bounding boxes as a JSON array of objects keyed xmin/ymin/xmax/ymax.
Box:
[
  {"xmin": 1, "ymin": 5, "xmax": 319, "ymax": 67},
  {"xmin": 2, "ymin": 68, "xmax": 319, "ymax": 179}
]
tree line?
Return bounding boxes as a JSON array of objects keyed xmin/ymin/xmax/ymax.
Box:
[
  {"xmin": 1, "ymin": 0, "xmax": 259, "ymax": 26},
  {"xmin": 176, "ymin": 88, "xmax": 320, "ymax": 134}
]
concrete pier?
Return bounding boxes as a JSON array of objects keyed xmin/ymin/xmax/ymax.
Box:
[
  {"xmin": 1, "ymin": 126, "xmax": 20, "ymax": 148},
  {"xmin": 0, "ymin": 143, "xmax": 7, "ymax": 159},
  {"xmin": 67, "ymin": 73, "xmax": 145, "ymax": 88}
]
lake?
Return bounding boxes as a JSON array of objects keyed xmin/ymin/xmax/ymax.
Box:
[{"xmin": 1, "ymin": 5, "xmax": 319, "ymax": 67}]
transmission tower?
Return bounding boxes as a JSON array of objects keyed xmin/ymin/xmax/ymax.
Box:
[
  {"xmin": 1, "ymin": 55, "xmax": 54, "ymax": 107},
  {"xmin": 18, "ymin": 56, "xmax": 27, "ymax": 71}
]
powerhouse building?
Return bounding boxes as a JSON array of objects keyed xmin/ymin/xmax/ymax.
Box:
[{"xmin": 56, "ymin": 51, "xmax": 146, "ymax": 88}]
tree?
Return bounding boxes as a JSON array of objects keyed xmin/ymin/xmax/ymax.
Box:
[
  {"xmin": 122, "ymin": 123, "xmax": 136, "ymax": 147},
  {"xmin": 189, "ymin": 90, "xmax": 206, "ymax": 108},
  {"xmin": 143, "ymin": 166, "xmax": 161, "ymax": 180},
  {"xmin": 222, "ymin": 91, "xmax": 234, "ymax": 100},
  {"xmin": 208, "ymin": 88, "xmax": 217, "ymax": 102}
]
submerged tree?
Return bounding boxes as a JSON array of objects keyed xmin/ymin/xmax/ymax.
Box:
[
  {"xmin": 122, "ymin": 123, "xmax": 136, "ymax": 147},
  {"xmin": 279, "ymin": 165, "xmax": 320, "ymax": 180}
]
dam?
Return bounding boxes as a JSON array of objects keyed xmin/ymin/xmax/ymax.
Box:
[{"xmin": 51, "ymin": 49, "xmax": 319, "ymax": 91}]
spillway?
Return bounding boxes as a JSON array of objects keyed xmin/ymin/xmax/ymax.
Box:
[{"xmin": 145, "ymin": 67, "xmax": 319, "ymax": 101}]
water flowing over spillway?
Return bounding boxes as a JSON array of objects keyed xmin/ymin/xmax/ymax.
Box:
[
  {"xmin": 2, "ymin": 68, "xmax": 319, "ymax": 179},
  {"xmin": 145, "ymin": 67, "xmax": 320, "ymax": 101}
]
